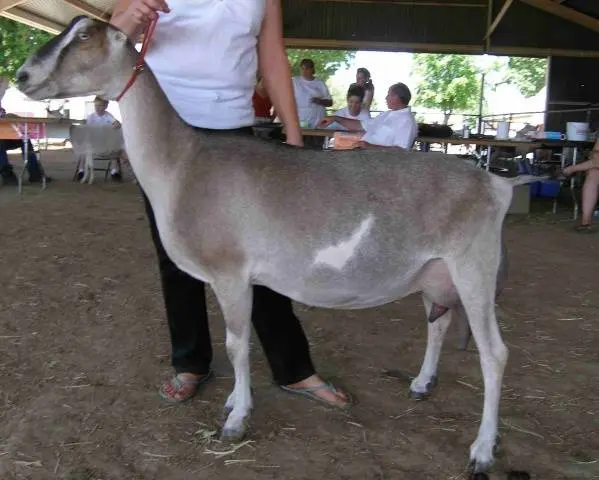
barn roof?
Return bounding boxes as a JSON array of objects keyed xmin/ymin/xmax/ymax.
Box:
[{"xmin": 1, "ymin": 0, "xmax": 598, "ymax": 57}]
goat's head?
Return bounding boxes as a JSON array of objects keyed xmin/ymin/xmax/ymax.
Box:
[{"xmin": 17, "ymin": 16, "xmax": 132, "ymax": 101}]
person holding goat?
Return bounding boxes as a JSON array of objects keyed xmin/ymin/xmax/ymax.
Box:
[{"xmin": 110, "ymin": 0, "xmax": 350, "ymax": 408}]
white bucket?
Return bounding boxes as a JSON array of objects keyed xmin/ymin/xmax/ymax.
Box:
[
  {"xmin": 496, "ymin": 121, "xmax": 510, "ymax": 139},
  {"xmin": 566, "ymin": 122, "xmax": 589, "ymax": 141}
]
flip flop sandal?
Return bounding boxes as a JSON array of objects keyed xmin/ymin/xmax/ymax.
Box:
[
  {"xmin": 279, "ymin": 382, "xmax": 352, "ymax": 410},
  {"xmin": 158, "ymin": 370, "xmax": 214, "ymax": 403},
  {"xmin": 575, "ymin": 224, "xmax": 595, "ymax": 233}
]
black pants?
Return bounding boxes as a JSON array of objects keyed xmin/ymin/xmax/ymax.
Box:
[
  {"xmin": 141, "ymin": 131, "xmax": 316, "ymax": 386},
  {"xmin": 0, "ymin": 139, "xmax": 42, "ymax": 178}
]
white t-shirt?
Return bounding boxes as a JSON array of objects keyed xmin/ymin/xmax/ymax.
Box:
[
  {"xmin": 361, "ymin": 107, "xmax": 418, "ymax": 149},
  {"xmin": 292, "ymin": 77, "xmax": 331, "ymax": 128},
  {"xmin": 86, "ymin": 111, "xmax": 116, "ymax": 126},
  {"xmin": 325, "ymin": 106, "xmax": 371, "ymax": 130},
  {"xmin": 145, "ymin": 0, "xmax": 265, "ymax": 129}
]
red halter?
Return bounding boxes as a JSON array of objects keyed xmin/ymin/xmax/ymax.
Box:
[{"xmin": 116, "ymin": 17, "xmax": 158, "ymax": 102}]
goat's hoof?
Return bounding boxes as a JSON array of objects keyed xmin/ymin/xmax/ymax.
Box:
[
  {"xmin": 220, "ymin": 425, "xmax": 247, "ymax": 443},
  {"xmin": 506, "ymin": 471, "xmax": 530, "ymax": 480},
  {"xmin": 408, "ymin": 375, "xmax": 437, "ymax": 400},
  {"xmin": 467, "ymin": 473, "xmax": 489, "ymax": 480},
  {"xmin": 467, "ymin": 457, "xmax": 493, "ymax": 479}
]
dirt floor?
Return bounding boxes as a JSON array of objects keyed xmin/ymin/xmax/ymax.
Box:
[{"xmin": 0, "ymin": 149, "xmax": 598, "ymax": 480}]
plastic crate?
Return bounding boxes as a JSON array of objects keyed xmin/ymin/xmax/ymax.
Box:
[{"xmin": 538, "ymin": 180, "xmax": 561, "ymax": 198}]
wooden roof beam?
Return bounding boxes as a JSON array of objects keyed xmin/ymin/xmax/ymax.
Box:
[
  {"xmin": 0, "ymin": 7, "xmax": 63, "ymax": 33},
  {"xmin": 519, "ymin": 0, "xmax": 599, "ymax": 34},
  {"xmin": 308, "ymin": 0, "xmax": 486, "ymax": 7},
  {"xmin": 0, "ymin": 0, "xmax": 27, "ymax": 13},
  {"xmin": 62, "ymin": 0, "xmax": 111, "ymax": 22},
  {"xmin": 485, "ymin": 0, "xmax": 515, "ymax": 39}
]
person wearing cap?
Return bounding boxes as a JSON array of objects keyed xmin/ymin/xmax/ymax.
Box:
[
  {"xmin": 292, "ymin": 59, "xmax": 332, "ymax": 128},
  {"xmin": 318, "ymin": 82, "xmax": 418, "ymax": 150}
]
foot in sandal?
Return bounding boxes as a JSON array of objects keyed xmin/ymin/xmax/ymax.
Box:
[
  {"xmin": 159, "ymin": 371, "xmax": 214, "ymax": 403},
  {"xmin": 281, "ymin": 374, "xmax": 351, "ymax": 409}
]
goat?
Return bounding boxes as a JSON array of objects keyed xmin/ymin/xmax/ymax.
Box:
[{"xmin": 17, "ymin": 17, "xmax": 537, "ymax": 475}]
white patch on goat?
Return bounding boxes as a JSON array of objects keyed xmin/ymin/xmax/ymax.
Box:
[{"xmin": 313, "ymin": 214, "xmax": 374, "ymax": 270}]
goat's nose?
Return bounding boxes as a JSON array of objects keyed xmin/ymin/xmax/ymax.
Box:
[{"xmin": 16, "ymin": 70, "xmax": 30, "ymax": 84}]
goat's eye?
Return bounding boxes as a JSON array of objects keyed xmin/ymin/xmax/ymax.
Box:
[{"xmin": 78, "ymin": 31, "xmax": 90, "ymax": 41}]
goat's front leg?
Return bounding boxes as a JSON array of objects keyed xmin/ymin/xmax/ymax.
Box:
[
  {"xmin": 87, "ymin": 152, "xmax": 94, "ymax": 184},
  {"xmin": 81, "ymin": 152, "xmax": 92, "ymax": 184},
  {"xmin": 212, "ymin": 280, "xmax": 253, "ymax": 442}
]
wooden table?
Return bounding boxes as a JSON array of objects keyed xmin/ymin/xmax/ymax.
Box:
[{"xmin": 1, "ymin": 117, "xmax": 81, "ymax": 193}]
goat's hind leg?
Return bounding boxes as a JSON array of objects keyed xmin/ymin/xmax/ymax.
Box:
[
  {"xmin": 409, "ymin": 295, "xmax": 453, "ymax": 399},
  {"xmin": 447, "ymin": 253, "xmax": 508, "ymax": 474},
  {"xmin": 211, "ymin": 279, "xmax": 253, "ymax": 442}
]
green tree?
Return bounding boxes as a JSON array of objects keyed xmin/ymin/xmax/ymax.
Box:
[
  {"xmin": 412, "ymin": 54, "xmax": 480, "ymax": 124},
  {"xmin": 328, "ymin": 83, "xmax": 347, "ymax": 110},
  {"xmin": 504, "ymin": 57, "xmax": 547, "ymax": 98},
  {"xmin": 286, "ymin": 49, "xmax": 356, "ymax": 82},
  {"xmin": 0, "ymin": 17, "xmax": 53, "ymax": 81}
]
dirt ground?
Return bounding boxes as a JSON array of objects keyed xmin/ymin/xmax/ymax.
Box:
[{"xmin": 0, "ymin": 149, "xmax": 598, "ymax": 480}]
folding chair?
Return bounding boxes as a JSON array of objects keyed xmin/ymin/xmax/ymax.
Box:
[{"xmin": 70, "ymin": 124, "xmax": 125, "ymax": 183}]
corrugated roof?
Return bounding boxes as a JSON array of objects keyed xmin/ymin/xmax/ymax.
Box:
[{"xmin": 1, "ymin": 0, "xmax": 598, "ymax": 57}]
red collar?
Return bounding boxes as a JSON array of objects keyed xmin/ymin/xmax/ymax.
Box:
[{"xmin": 116, "ymin": 18, "xmax": 157, "ymax": 102}]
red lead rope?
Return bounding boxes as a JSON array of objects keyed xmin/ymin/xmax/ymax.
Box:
[{"xmin": 116, "ymin": 17, "xmax": 158, "ymax": 102}]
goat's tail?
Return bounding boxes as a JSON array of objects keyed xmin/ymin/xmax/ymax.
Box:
[{"xmin": 505, "ymin": 174, "xmax": 550, "ymax": 187}]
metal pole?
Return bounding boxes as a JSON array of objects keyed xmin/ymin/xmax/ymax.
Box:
[{"xmin": 478, "ymin": 72, "xmax": 485, "ymax": 134}]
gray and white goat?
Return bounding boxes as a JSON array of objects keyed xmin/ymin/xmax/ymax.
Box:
[{"xmin": 17, "ymin": 16, "xmax": 537, "ymax": 475}]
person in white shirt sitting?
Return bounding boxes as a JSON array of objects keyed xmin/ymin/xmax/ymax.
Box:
[
  {"xmin": 79, "ymin": 96, "xmax": 124, "ymax": 181},
  {"xmin": 324, "ymin": 84, "xmax": 371, "ymax": 130},
  {"xmin": 86, "ymin": 96, "xmax": 121, "ymax": 127},
  {"xmin": 292, "ymin": 59, "xmax": 332, "ymax": 129},
  {"xmin": 318, "ymin": 82, "xmax": 418, "ymax": 150}
]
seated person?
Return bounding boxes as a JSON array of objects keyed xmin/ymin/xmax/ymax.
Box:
[
  {"xmin": 86, "ymin": 96, "xmax": 121, "ymax": 127},
  {"xmin": 324, "ymin": 84, "xmax": 371, "ymax": 130},
  {"xmin": 78, "ymin": 96, "xmax": 123, "ymax": 181},
  {"xmin": 292, "ymin": 58, "xmax": 332, "ymax": 128},
  {"xmin": 318, "ymin": 82, "xmax": 418, "ymax": 150},
  {"xmin": 0, "ymin": 78, "xmax": 46, "ymax": 185},
  {"xmin": 563, "ymin": 138, "xmax": 599, "ymax": 232}
]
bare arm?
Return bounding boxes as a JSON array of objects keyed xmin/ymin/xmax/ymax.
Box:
[
  {"xmin": 311, "ymin": 83, "xmax": 333, "ymax": 107},
  {"xmin": 362, "ymin": 88, "xmax": 374, "ymax": 111},
  {"xmin": 319, "ymin": 115, "xmax": 364, "ymax": 131},
  {"xmin": 592, "ymin": 139, "xmax": 599, "ymax": 169},
  {"xmin": 258, "ymin": 0, "xmax": 302, "ymax": 146},
  {"xmin": 564, "ymin": 139, "xmax": 599, "ymax": 174},
  {"xmin": 312, "ymin": 98, "xmax": 333, "ymax": 107},
  {"xmin": 110, "ymin": 0, "xmax": 170, "ymax": 40}
]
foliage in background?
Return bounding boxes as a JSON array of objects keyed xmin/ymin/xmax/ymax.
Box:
[
  {"xmin": 287, "ymin": 49, "xmax": 356, "ymax": 82},
  {"xmin": 0, "ymin": 17, "xmax": 53, "ymax": 81},
  {"xmin": 504, "ymin": 57, "xmax": 547, "ymax": 98},
  {"xmin": 412, "ymin": 54, "xmax": 480, "ymax": 124}
]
